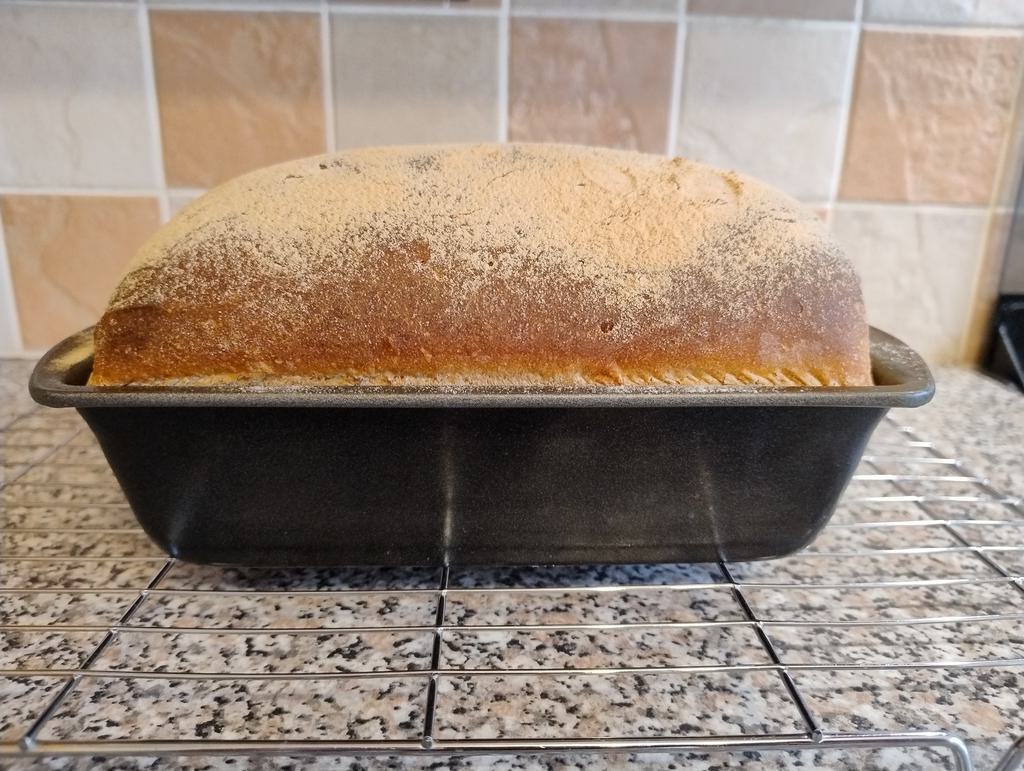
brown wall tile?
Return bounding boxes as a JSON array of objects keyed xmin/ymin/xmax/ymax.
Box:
[
  {"xmin": 150, "ymin": 10, "xmax": 326, "ymax": 188},
  {"xmin": 688, "ymin": 0, "xmax": 856, "ymax": 20},
  {"xmin": 2, "ymin": 195, "xmax": 160, "ymax": 348},
  {"xmin": 509, "ymin": 18, "xmax": 675, "ymax": 153},
  {"xmin": 840, "ymin": 30, "xmax": 1024, "ymax": 205}
]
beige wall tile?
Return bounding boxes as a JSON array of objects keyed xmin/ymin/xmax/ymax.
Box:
[
  {"xmin": 332, "ymin": 14, "xmax": 499, "ymax": 149},
  {"xmin": 865, "ymin": 0, "xmax": 1024, "ymax": 26},
  {"xmin": 689, "ymin": 0, "xmax": 856, "ymax": 20},
  {"xmin": 509, "ymin": 18, "xmax": 675, "ymax": 153},
  {"xmin": 830, "ymin": 205, "xmax": 987, "ymax": 364},
  {"xmin": 678, "ymin": 20, "xmax": 854, "ymax": 201},
  {"xmin": 2, "ymin": 195, "xmax": 160, "ymax": 349},
  {"xmin": 151, "ymin": 10, "xmax": 326, "ymax": 188},
  {"xmin": 0, "ymin": 4, "xmax": 156, "ymax": 187},
  {"xmin": 840, "ymin": 30, "xmax": 1024, "ymax": 205}
]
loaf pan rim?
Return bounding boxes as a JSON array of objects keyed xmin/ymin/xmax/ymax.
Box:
[{"xmin": 30, "ymin": 326, "xmax": 933, "ymax": 409}]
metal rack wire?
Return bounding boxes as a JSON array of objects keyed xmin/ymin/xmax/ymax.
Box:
[{"xmin": 1, "ymin": 400, "xmax": 1023, "ymax": 770}]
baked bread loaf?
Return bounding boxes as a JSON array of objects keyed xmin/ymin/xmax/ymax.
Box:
[{"xmin": 91, "ymin": 143, "xmax": 871, "ymax": 387}]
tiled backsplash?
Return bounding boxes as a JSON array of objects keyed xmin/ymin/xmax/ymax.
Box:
[{"xmin": 1, "ymin": 0, "xmax": 1023, "ymax": 363}]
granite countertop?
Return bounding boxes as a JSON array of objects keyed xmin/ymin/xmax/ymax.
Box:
[{"xmin": 1, "ymin": 360, "xmax": 1023, "ymax": 771}]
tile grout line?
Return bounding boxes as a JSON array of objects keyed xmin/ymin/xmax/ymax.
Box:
[
  {"xmin": 664, "ymin": 0, "xmax": 686, "ymax": 157},
  {"xmin": 7, "ymin": 0, "xmax": 1024, "ymax": 30},
  {"xmin": 0, "ymin": 204, "xmax": 24, "ymax": 355},
  {"xmin": 832, "ymin": 200, "xmax": 990, "ymax": 214},
  {"xmin": 0, "ymin": 187, "xmax": 167, "ymax": 198},
  {"xmin": 860, "ymin": 21, "xmax": 1024, "ymax": 37},
  {"xmin": 497, "ymin": 0, "xmax": 510, "ymax": 143},
  {"xmin": 137, "ymin": 0, "xmax": 171, "ymax": 223},
  {"xmin": 826, "ymin": 0, "xmax": 862, "ymax": 228},
  {"xmin": 320, "ymin": 0, "xmax": 337, "ymax": 154},
  {"xmin": 166, "ymin": 186, "xmax": 206, "ymax": 197},
  {"xmin": 0, "ymin": 189, "xmax": 997, "ymax": 215}
]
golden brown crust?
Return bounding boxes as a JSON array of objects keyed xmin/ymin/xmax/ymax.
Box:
[{"xmin": 91, "ymin": 143, "xmax": 871, "ymax": 387}]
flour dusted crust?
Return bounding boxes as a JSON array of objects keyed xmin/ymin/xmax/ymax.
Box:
[{"xmin": 91, "ymin": 143, "xmax": 871, "ymax": 387}]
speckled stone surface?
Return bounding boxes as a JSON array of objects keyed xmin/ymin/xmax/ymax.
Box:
[
  {"xmin": 93, "ymin": 629, "xmax": 436, "ymax": 674},
  {"xmin": 39, "ymin": 677, "xmax": 430, "ymax": 742},
  {"xmin": 794, "ymin": 666, "xmax": 1024, "ymax": 771},
  {"xmin": 445, "ymin": 585, "xmax": 746, "ymax": 625},
  {"xmin": 1, "ymin": 364, "xmax": 1023, "ymax": 770},
  {"xmin": 1, "ymin": 530, "xmax": 163, "ymax": 558},
  {"xmin": 157, "ymin": 563, "xmax": 442, "ymax": 592},
  {"xmin": 447, "ymin": 562, "xmax": 726, "ymax": 588},
  {"xmin": 742, "ymin": 581, "xmax": 1024, "ymax": 622},
  {"xmin": 439, "ymin": 623, "xmax": 768, "ymax": 670},
  {"xmin": 0, "ymin": 676, "xmax": 68, "ymax": 742},
  {"xmin": 128, "ymin": 591, "xmax": 438, "ymax": 630},
  {"xmin": 433, "ymin": 670, "xmax": 805, "ymax": 740},
  {"xmin": 730, "ymin": 549, "xmax": 997, "ymax": 583},
  {"xmin": 0, "ymin": 630, "xmax": 107, "ymax": 669},
  {"xmin": 0, "ymin": 592, "xmax": 136, "ymax": 626},
  {"xmin": 0, "ymin": 558, "xmax": 165, "ymax": 590}
]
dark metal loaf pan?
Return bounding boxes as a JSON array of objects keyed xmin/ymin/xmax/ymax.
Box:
[{"xmin": 30, "ymin": 327, "xmax": 933, "ymax": 567}]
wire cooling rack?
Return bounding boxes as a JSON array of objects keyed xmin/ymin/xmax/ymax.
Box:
[{"xmin": 2, "ymin": 385, "xmax": 1024, "ymax": 769}]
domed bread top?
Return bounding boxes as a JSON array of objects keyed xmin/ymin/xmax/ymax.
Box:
[{"xmin": 91, "ymin": 143, "xmax": 871, "ymax": 387}]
